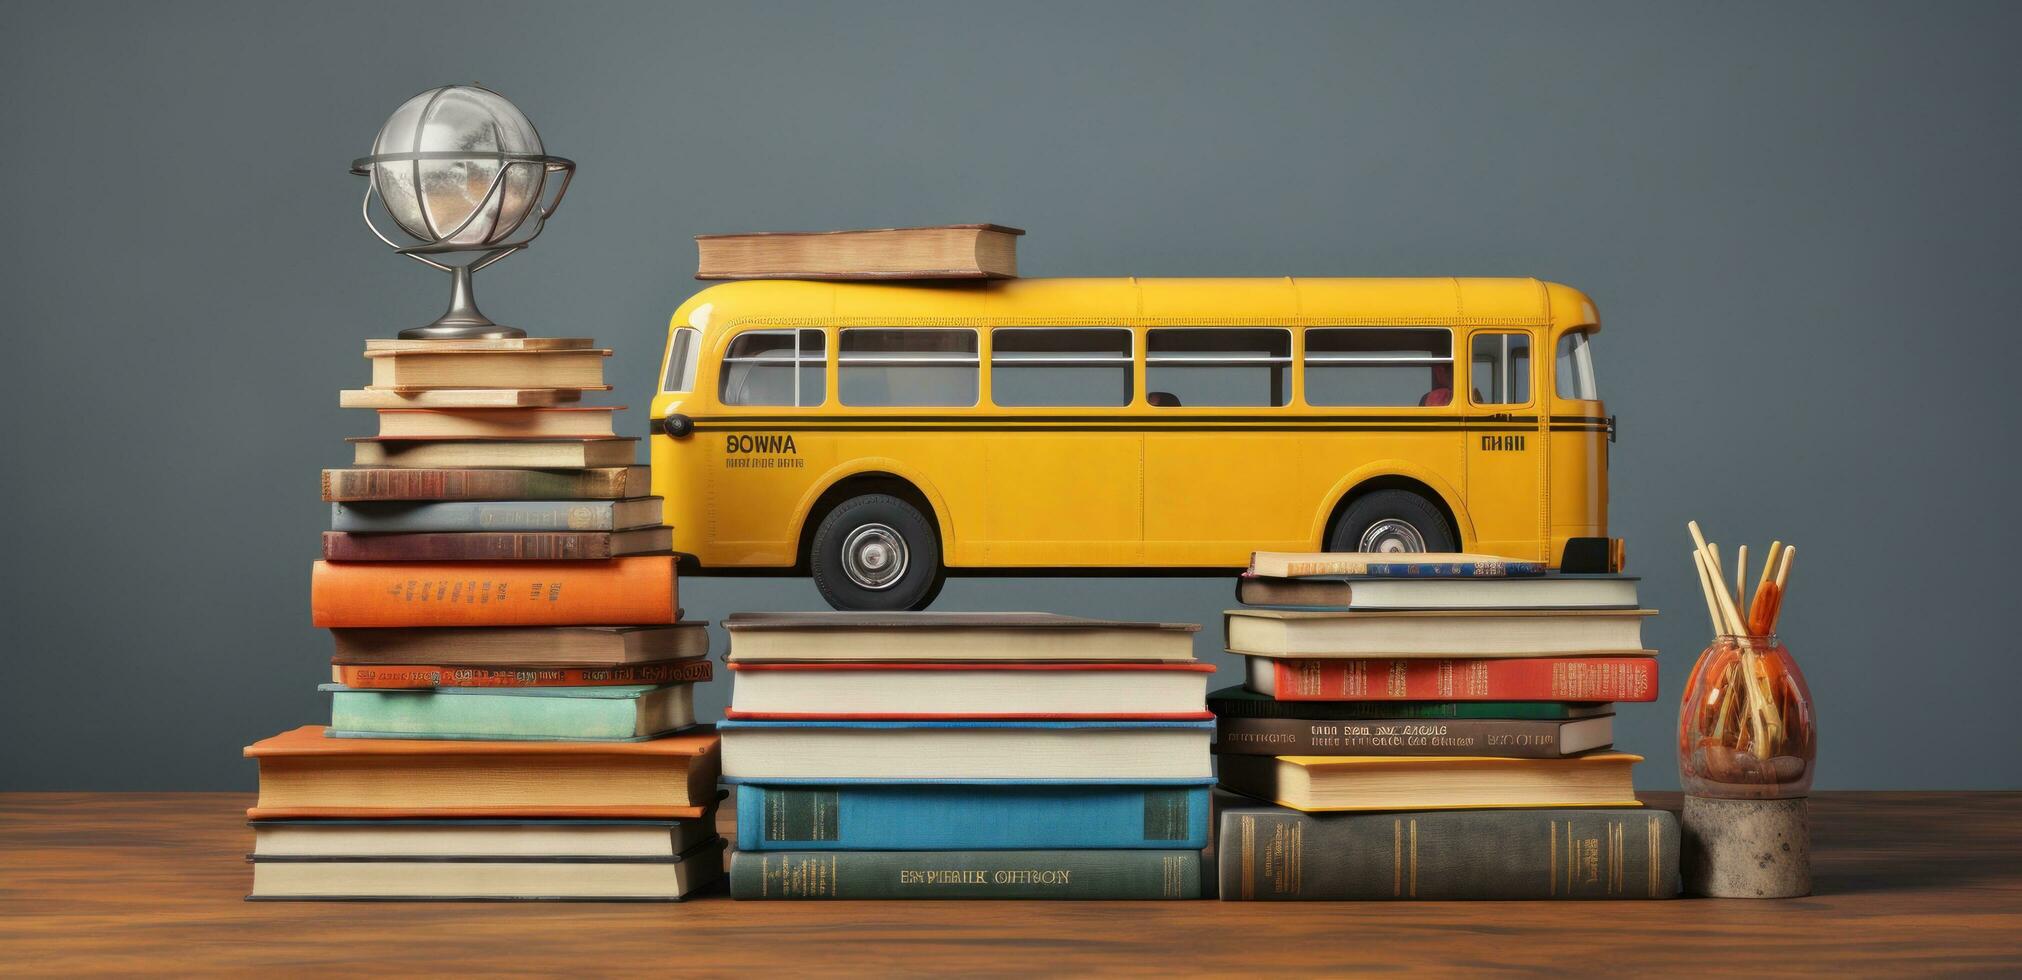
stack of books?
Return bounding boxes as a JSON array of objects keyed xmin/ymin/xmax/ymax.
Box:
[
  {"xmin": 717, "ymin": 613, "xmax": 1213, "ymax": 900},
  {"xmin": 1213, "ymin": 552, "xmax": 1680, "ymax": 900},
  {"xmin": 244, "ymin": 336, "xmax": 724, "ymax": 902}
]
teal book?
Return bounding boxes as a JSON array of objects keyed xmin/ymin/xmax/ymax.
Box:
[
  {"xmin": 735, "ymin": 783, "xmax": 1212, "ymax": 851},
  {"xmin": 321, "ymin": 684, "xmax": 694, "ymax": 741},
  {"xmin": 730, "ymin": 849, "xmax": 1200, "ymax": 900},
  {"xmin": 1207, "ymin": 686, "xmax": 1610, "ymax": 721},
  {"xmin": 329, "ymin": 498, "xmax": 663, "ymax": 533}
]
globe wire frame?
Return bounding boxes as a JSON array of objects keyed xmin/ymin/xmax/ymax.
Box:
[{"xmin": 349, "ymin": 150, "xmax": 577, "ymax": 339}]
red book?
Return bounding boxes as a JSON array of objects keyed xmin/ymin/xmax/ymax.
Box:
[
  {"xmin": 332, "ymin": 658, "xmax": 713, "ymax": 689},
  {"xmin": 1247, "ymin": 656, "xmax": 1657, "ymax": 702}
]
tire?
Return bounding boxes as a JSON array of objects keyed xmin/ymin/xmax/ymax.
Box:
[
  {"xmin": 1327, "ymin": 489, "xmax": 1457, "ymax": 554},
  {"xmin": 809, "ymin": 493, "xmax": 946, "ymax": 611}
]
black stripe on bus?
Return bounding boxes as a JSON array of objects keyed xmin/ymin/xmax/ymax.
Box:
[{"xmin": 678, "ymin": 423, "xmax": 1593, "ymax": 434}]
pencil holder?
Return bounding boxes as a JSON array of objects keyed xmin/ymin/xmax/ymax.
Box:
[{"xmin": 1678, "ymin": 633, "xmax": 1816, "ymax": 897}]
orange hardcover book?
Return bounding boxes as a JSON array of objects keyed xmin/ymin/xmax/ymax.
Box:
[
  {"xmin": 331, "ymin": 658, "xmax": 714, "ymax": 689},
  {"xmin": 310, "ymin": 557, "xmax": 678, "ymax": 627},
  {"xmin": 243, "ymin": 725, "xmax": 720, "ymax": 819}
]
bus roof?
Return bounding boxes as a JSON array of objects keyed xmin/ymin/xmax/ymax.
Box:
[{"xmin": 670, "ymin": 277, "xmax": 1598, "ymax": 334}]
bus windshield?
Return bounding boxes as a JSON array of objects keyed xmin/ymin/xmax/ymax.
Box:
[{"xmin": 1555, "ymin": 330, "xmax": 1598, "ymax": 400}]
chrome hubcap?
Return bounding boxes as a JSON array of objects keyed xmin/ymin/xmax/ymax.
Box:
[
  {"xmin": 1359, "ymin": 518, "xmax": 1427, "ymax": 553},
  {"xmin": 841, "ymin": 523, "xmax": 909, "ymax": 590}
]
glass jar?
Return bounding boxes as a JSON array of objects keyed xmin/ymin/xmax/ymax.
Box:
[{"xmin": 1677, "ymin": 634, "xmax": 1816, "ymax": 798}]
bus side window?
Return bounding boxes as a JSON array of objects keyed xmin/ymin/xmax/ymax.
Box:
[
  {"xmin": 661, "ymin": 326, "xmax": 700, "ymax": 393},
  {"xmin": 1145, "ymin": 328, "xmax": 1291, "ymax": 407},
  {"xmin": 991, "ymin": 327, "xmax": 1132, "ymax": 407},
  {"xmin": 1304, "ymin": 328, "xmax": 1453, "ymax": 407},
  {"xmin": 839, "ymin": 328, "xmax": 979, "ymax": 407},
  {"xmin": 720, "ymin": 329, "xmax": 825, "ymax": 407},
  {"xmin": 1555, "ymin": 330, "xmax": 1599, "ymax": 400},
  {"xmin": 1470, "ymin": 332, "xmax": 1531, "ymax": 405}
]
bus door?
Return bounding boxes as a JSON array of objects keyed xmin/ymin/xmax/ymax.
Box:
[{"xmin": 1463, "ymin": 329, "xmax": 1547, "ymax": 559}]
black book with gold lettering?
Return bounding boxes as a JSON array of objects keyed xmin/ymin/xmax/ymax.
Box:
[{"xmin": 1217, "ymin": 803, "xmax": 1678, "ymax": 900}]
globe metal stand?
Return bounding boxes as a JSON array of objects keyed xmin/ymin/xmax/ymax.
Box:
[{"xmin": 352, "ymin": 152, "xmax": 575, "ymax": 340}]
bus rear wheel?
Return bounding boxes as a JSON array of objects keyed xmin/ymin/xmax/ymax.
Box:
[
  {"xmin": 1328, "ymin": 489, "xmax": 1457, "ymax": 554},
  {"xmin": 810, "ymin": 493, "xmax": 946, "ymax": 611}
]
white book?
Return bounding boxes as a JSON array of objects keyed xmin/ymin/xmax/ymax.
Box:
[
  {"xmin": 1225, "ymin": 608, "xmax": 1654, "ymax": 658},
  {"xmin": 248, "ymin": 841, "xmax": 724, "ymax": 901},
  {"xmin": 718, "ymin": 721, "xmax": 1214, "ymax": 781},
  {"xmin": 727, "ymin": 663, "xmax": 1214, "ymax": 718}
]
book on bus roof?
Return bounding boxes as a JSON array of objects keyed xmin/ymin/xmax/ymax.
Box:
[
  {"xmin": 717, "ymin": 718, "xmax": 1214, "ymax": 783},
  {"xmin": 1247, "ymin": 552, "xmax": 1548, "ymax": 579},
  {"xmin": 723, "ymin": 612, "xmax": 1199, "ymax": 663},
  {"xmin": 1237, "ymin": 572, "xmax": 1639, "ymax": 610},
  {"xmin": 695, "ymin": 224, "xmax": 1022, "ymax": 280}
]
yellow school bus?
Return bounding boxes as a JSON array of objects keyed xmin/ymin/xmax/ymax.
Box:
[{"xmin": 651, "ymin": 277, "xmax": 1613, "ymax": 610}]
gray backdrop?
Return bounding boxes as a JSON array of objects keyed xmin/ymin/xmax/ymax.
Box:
[{"xmin": 3, "ymin": 1, "xmax": 2016, "ymax": 791}]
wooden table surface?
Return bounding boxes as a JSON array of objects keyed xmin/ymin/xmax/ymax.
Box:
[{"xmin": 2, "ymin": 791, "xmax": 2017, "ymax": 976}]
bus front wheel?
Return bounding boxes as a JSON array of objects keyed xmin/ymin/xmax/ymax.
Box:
[
  {"xmin": 810, "ymin": 493, "xmax": 946, "ymax": 611},
  {"xmin": 1328, "ymin": 489, "xmax": 1457, "ymax": 554}
]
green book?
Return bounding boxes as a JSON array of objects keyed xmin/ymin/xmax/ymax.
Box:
[
  {"xmin": 1207, "ymin": 686, "xmax": 1610, "ymax": 721},
  {"xmin": 320, "ymin": 684, "xmax": 693, "ymax": 741},
  {"xmin": 729, "ymin": 849, "xmax": 1200, "ymax": 900}
]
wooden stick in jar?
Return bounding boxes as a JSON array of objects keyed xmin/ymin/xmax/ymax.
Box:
[{"xmin": 1735, "ymin": 545, "xmax": 1749, "ymax": 612}]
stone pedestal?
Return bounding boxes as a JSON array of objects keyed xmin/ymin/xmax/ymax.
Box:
[{"xmin": 1681, "ymin": 795, "xmax": 1811, "ymax": 898}]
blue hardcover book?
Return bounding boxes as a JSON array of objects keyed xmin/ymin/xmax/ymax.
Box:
[
  {"xmin": 329, "ymin": 498, "xmax": 663, "ymax": 533},
  {"xmin": 717, "ymin": 719, "xmax": 1216, "ymax": 783},
  {"xmin": 736, "ymin": 782, "xmax": 1213, "ymax": 851}
]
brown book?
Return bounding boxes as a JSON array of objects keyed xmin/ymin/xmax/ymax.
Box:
[
  {"xmin": 724, "ymin": 611, "xmax": 1198, "ymax": 663},
  {"xmin": 340, "ymin": 388, "xmax": 584, "ymax": 408},
  {"xmin": 331, "ymin": 624, "xmax": 709, "ymax": 667},
  {"xmin": 350, "ymin": 437, "xmax": 638, "ymax": 469},
  {"xmin": 364, "ymin": 337, "xmax": 595, "ymax": 353},
  {"xmin": 243, "ymin": 725, "xmax": 720, "ymax": 819},
  {"xmin": 375, "ymin": 406, "xmax": 619, "ymax": 439},
  {"xmin": 695, "ymin": 224, "xmax": 1022, "ymax": 280},
  {"xmin": 366, "ymin": 348, "xmax": 611, "ymax": 389},
  {"xmin": 321, "ymin": 527, "xmax": 673, "ymax": 561},
  {"xmin": 1212, "ymin": 714, "xmax": 1615, "ymax": 758},
  {"xmin": 323, "ymin": 466, "xmax": 653, "ymax": 502}
]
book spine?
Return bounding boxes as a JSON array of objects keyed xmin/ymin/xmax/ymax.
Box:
[
  {"xmin": 1214, "ymin": 716, "xmax": 1582, "ymax": 758},
  {"xmin": 330, "ymin": 501, "xmax": 618, "ymax": 532},
  {"xmin": 1207, "ymin": 697, "xmax": 1590, "ymax": 721},
  {"xmin": 1218, "ymin": 808, "xmax": 1678, "ymax": 900},
  {"xmin": 309, "ymin": 558, "xmax": 677, "ymax": 627},
  {"xmin": 333, "ymin": 660, "xmax": 712, "ymax": 689},
  {"xmin": 322, "ymin": 531, "xmax": 622, "ymax": 561},
  {"xmin": 322, "ymin": 467, "xmax": 641, "ymax": 502},
  {"xmin": 729, "ymin": 849, "xmax": 1200, "ymax": 900},
  {"xmin": 1265, "ymin": 657, "xmax": 1657, "ymax": 702},
  {"xmin": 327, "ymin": 688, "xmax": 647, "ymax": 740},
  {"xmin": 1266, "ymin": 558, "xmax": 1546, "ymax": 577},
  {"xmin": 735, "ymin": 785, "xmax": 1209, "ymax": 851}
]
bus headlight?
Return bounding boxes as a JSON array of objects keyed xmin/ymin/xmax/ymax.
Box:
[{"xmin": 660, "ymin": 412, "xmax": 694, "ymax": 438}]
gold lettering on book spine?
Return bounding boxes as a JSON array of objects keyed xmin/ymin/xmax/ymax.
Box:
[
  {"xmin": 1392, "ymin": 819, "xmax": 1402, "ymax": 897},
  {"xmin": 1549, "ymin": 820, "xmax": 1557, "ymax": 896},
  {"xmin": 1239, "ymin": 815, "xmax": 1255, "ymax": 900},
  {"xmin": 1409, "ymin": 818, "xmax": 1418, "ymax": 898},
  {"xmin": 1648, "ymin": 814, "xmax": 1660, "ymax": 898}
]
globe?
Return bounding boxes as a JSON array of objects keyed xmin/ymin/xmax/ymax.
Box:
[
  {"xmin": 351, "ymin": 84, "xmax": 574, "ymax": 339},
  {"xmin": 368, "ymin": 85, "xmax": 547, "ymax": 249}
]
